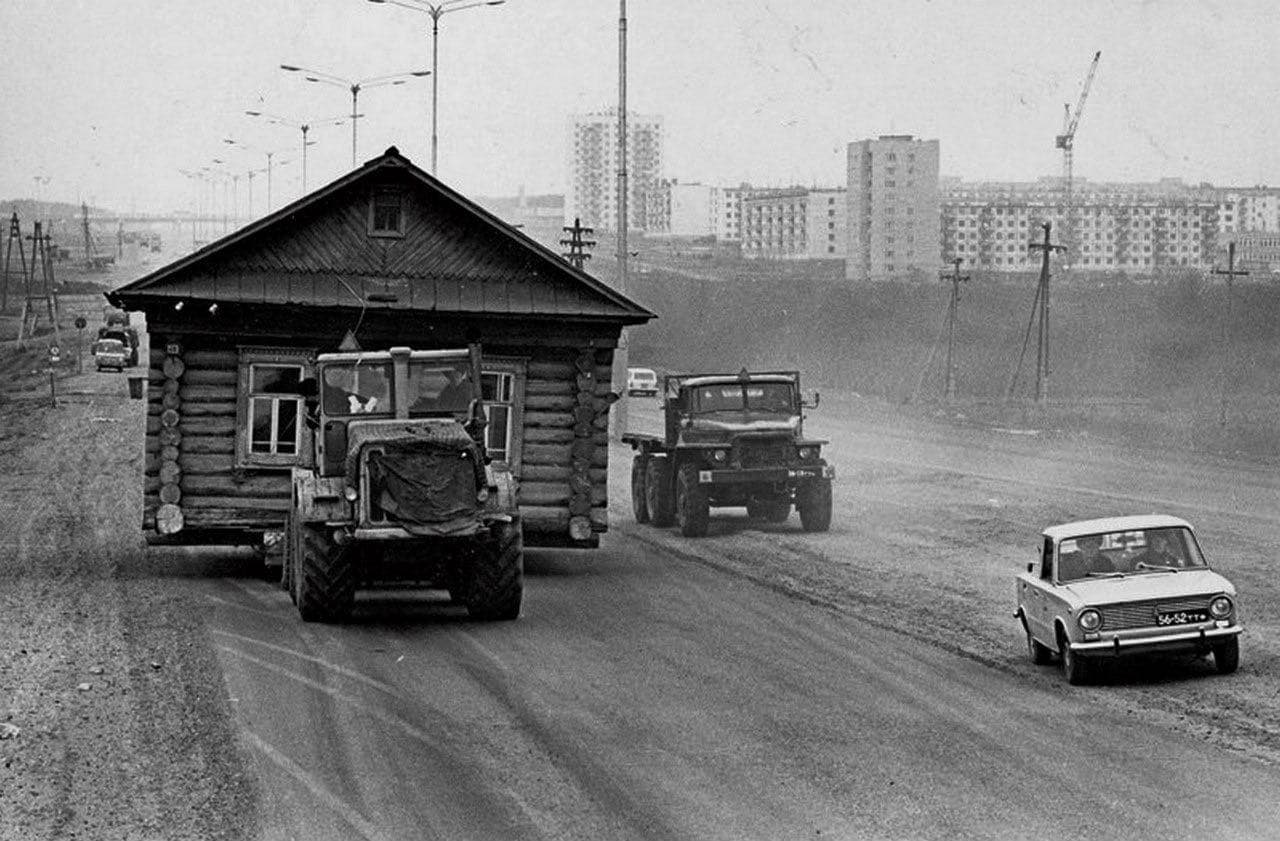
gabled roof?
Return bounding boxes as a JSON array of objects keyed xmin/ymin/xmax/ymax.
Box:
[{"xmin": 110, "ymin": 147, "xmax": 653, "ymax": 325}]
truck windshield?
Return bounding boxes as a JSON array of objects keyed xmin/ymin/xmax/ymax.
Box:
[
  {"xmin": 321, "ymin": 362, "xmax": 394, "ymax": 416},
  {"xmin": 690, "ymin": 383, "xmax": 794, "ymax": 414},
  {"xmin": 407, "ymin": 359, "xmax": 474, "ymax": 416}
]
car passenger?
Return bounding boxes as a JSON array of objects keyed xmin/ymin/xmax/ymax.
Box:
[{"xmin": 1076, "ymin": 534, "xmax": 1115, "ymax": 575}]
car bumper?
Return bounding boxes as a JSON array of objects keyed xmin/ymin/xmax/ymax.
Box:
[
  {"xmin": 697, "ymin": 464, "xmax": 834, "ymax": 485},
  {"xmin": 1069, "ymin": 624, "xmax": 1241, "ymax": 656}
]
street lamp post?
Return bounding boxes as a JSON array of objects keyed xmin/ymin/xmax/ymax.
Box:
[
  {"xmin": 224, "ymin": 138, "xmax": 292, "ymax": 216},
  {"xmin": 280, "ymin": 65, "xmax": 429, "ymax": 167},
  {"xmin": 245, "ymin": 111, "xmax": 345, "ymax": 194},
  {"xmin": 367, "ymin": 0, "xmax": 506, "ymax": 175}
]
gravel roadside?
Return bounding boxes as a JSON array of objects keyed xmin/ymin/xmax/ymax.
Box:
[{"xmin": 0, "ymin": 363, "xmax": 256, "ymax": 841}]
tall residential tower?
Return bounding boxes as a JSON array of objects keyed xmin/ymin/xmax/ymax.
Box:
[
  {"xmin": 566, "ymin": 108, "xmax": 664, "ymax": 233},
  {"xmin": 846, "ymin": 135, "xmax": 941, "ymax": 281}
]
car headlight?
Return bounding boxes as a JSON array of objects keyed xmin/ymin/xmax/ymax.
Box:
[
  {"xmin": 343, "ymin": 485, "xmax": 358, "ymax": 502},
  {"xmin": 797, "ymin": 447, "xmax": 815, "ymax": 460},
  {"xmin": 1209, "ymin": 596, "xmax": 1233, "ymax": 619},
  {"xmin": 712, "ymin": 450, "xmax": 727, "ymax": 463},
  {"xmin": 1078, "ymin": 608, "xmax": 1102, "ymax": 633}
]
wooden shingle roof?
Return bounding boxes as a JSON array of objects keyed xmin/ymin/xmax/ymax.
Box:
[{"xmin": 110, "ymin": 147, "xmax": 653, "ymax": 325}]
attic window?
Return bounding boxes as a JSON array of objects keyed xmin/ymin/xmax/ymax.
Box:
[{"xmin": 369, "ymin": 190, "xmax": 405, "ymax": 237}]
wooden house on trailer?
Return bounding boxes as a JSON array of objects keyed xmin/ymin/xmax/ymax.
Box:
[{"xmin": 109, "ymin": 146, "xmax": 653, "ymax": 551}]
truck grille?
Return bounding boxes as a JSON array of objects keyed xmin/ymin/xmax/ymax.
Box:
[
  {"xmin": 736, "ymin": 440, "xmax": 791, "ymax": 468},
  {"xmin": 1098, "ymin": 597, "xmax": 1211, "ymax": 631}
]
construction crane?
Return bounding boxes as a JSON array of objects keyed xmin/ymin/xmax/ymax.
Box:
[{"xmin": 1055, "ymin": 50, "xmax": 1101, "ymax": 261}]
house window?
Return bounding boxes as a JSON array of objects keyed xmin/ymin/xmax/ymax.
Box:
[
  {"xmin": 236, "ymin": 347, "xmax": 313, "ymax": 468},
  {"xmin": 479, "ymin": 358, "xmax": 526, "ymax": 469},
  {"xmin": 369, "ymin": 190, "xmax": 405, "ymax": 237}
]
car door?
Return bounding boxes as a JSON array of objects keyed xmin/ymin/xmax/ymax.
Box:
[{"xmin": 1019, "ymin": 536, "xmax": 1056, "ymax": 644}]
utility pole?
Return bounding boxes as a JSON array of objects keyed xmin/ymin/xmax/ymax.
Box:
[
  {"xmin": 1025, "ymin": 222, "xmax": 1065, "ymax": 404},
  {"xmin": 1212, "ymin": 241, "xmax": 1249, "ymax": 428},
  {"xmin": 560, "ymin": 217, "xmax": 595, "ymax": 270},
  {"xmin": 940, "ymin": 258, "xmax": 970, "ymax": 401},
  {"xmin": 3, "ymin": 213, "xmax": 30, "ymax": 313},
  {"xmin": 611, "ymin": 0, "xmax": 630, "ymax": 441}
]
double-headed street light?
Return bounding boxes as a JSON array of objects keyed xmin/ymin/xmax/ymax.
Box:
[
  {"xmin": 280, "ymin": 65, "xmax": 430, "ymax": 167},
  {"xmin": 224, "ymin": 138, "xmax": 292, "ymax": 215},
  {"xmin": 244, "ymin": 110, "xmax": 347, "ymax": 194},
  {"xmin": 366, "ymin": 0, "xmax": 506, "ymax": 175}
]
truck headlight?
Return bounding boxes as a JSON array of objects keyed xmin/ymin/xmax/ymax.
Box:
[
  {"xmin": 712, "ymin": 450, "xmax": 727, "ymax": 463},
  {"xmin": 343, "ymin": 485, "xmax": 358, "ymax": 502},
  {"xmin": 476, "ymin": 487, "xmax": 490, "ymax": 503},
  {"xmin": 797, "ymin": 447, "xmax": 815, "ymax": 460},
  {"xmin": 1209, "ymin": 596, "xmax": 1233, "ymax": 619},
  {"xmin": 1078, "ymin": 608, "xmax": 1102, "ymax": 632}
]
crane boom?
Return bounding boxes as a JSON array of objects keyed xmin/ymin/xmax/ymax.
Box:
[{"xmin": 1055, "ymin": 50, "xmax": 1101, "ymax": 150}]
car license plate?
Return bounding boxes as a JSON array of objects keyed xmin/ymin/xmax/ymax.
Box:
[{"xmin": 1156, "ymin": 609, "xmax": 1209, "ymax": 626}]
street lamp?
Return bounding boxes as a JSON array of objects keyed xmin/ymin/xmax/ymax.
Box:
[
  {"xmin": 367, "ymin": 0, "xmax": 506, "ymax": 175},
  {"xmin": 224, "ymin": 138, "xmax": 292, "ymax": 215},
  {"xmin": 244, "ymin": 110, "xmax": 346, "ymax": 194},
  {"xmin": 280, "ymin": 65, "xmax": 430, "ymax": 167}
]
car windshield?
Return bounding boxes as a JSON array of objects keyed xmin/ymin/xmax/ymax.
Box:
[
  {"xmin": 407, "ymin": 359, "xmax": 473, "ymax": 416},
  {"xmin": 321, "ymin": 362, "xmax": 394, "ymax": 416},
  {"xmin": 1056, "ymin": 526, "xmax": 1206, "ymax": 582},
  {"xmin": 689, "ymin": 382, "xmax": 794, "ymax": 414}
]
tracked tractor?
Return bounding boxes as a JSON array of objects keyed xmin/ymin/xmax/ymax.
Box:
[{"xmin": 283, "ymin": 345, "xmax": 522, "ymax": 623}]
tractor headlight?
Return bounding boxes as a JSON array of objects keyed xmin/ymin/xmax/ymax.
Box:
[
  {"xmin": 1078, "ymin": 608, "xmax": 1102, "ymax": 633},
  {"xmin": 712, "ymin": 450, "xmax": 728, "ymax": 463},
  {"xmin": 1209, "ymin": 596, "xmax": 1233, "ymax": 619},
  {"xmin": 343, "ymin": 485, "xmax": 358, "ymax": 502}
]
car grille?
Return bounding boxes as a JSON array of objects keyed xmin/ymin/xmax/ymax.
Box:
[
  {"xmin": 1098, "ymin": 597, "xmax": 1211, "ymax": 631},
  {"xmin": 737, "ymin": 440, "xmax": 791, "ymax": 468}
]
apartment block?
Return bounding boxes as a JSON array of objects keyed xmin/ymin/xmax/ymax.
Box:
[
  {"xmin": 565, "ymin": 108, "xmax": 664, "ymax": 233},
  {"xmin": 941, "ymin": 179, "xmax": 1219, "ymax": 273},
  {"xmin": 741, "ymin": 187, "xmax": 845, "ymax": 260},
  {"xmin": 846, "ymin": 135, "xmax": 941, "ymax": 281}
]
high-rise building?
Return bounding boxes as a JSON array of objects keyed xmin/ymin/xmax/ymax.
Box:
[
  {"xmin": 846, "ymin": 135, "xmax": 941, "ymax": 281},
  {"xmin": 566, "ymin": 108, "xmax": 664, "ymax": 233}
]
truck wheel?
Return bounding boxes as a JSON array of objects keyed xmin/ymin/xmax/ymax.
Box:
[
  {"xmin": 296, "ymin": 525, "xmax": 356, "ymax": 623},
  {"xmin": 646, "ymin": 458, "xmax": 675, "ymax": 527},
  {"xmin": 1213, "ymin": 637, "xmax": 1240, "ymax": 675},
  {"xmin": 676, "ymin": 464, "xmax": 710, "ymax": 538},
  {"xmin": 748, "ymin": 499, "xmax": 791, "ymax": 522},
  {"xmin": 797, "ymin": 478, "xmax": 833, "ymax": 532},
  {"xmin": 631, "ymin": 455, "xmax": 651, "ymax": 523},
  {"xmin": 466, "ymin": 518, "xmax": 523, "ymax": 621}
]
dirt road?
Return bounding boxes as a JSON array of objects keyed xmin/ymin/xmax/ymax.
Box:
[{"xmin": 5, "ymin": 363, "xmax": 1280, "ymax": 839}]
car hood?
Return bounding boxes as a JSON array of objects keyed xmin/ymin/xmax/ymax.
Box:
[{"xmin": 1060, "ymin": 569, "xmax": 1235, "ymax": 604}]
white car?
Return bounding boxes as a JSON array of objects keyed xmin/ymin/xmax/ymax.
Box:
[
  {"xmin": 626, "ymin": 367, "xmax": 658, "ymax": 397},
  {"xmin": 1015, "ymin": 514, "xmax": 1241, "ymax": 684}
]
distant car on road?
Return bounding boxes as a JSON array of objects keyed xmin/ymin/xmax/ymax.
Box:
[
  {"xmin": 93, "ymin": 338, "xmax": 128, "ymax": 372},
  {"xmin": 626, "ymin": 367, "xmax": 659, "ymax": 397},
  {"xmin": 1016, "ymin": 514, "xmax": 1241, "ymax": 684}
]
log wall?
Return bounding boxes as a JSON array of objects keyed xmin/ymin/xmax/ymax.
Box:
[{"xmin": 142, "ymin": 335, "xmax": 616, "ymax": 544}]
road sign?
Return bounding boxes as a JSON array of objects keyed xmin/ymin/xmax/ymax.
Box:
[{"xmin": 49, "ymin": 344, "xmax": 61, "ymax": 362}]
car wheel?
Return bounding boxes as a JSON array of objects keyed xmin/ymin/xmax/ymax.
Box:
[
  {"xmin": 1060, "ymin": 632, "xmax": 1090, "ymax": 685},
  {"xmin": 1026, "ymin": 625, "xmax": 1053, "ymax": 665},
  {"xmin": 645, "ymin": 457, "xmax": 675, "ymax": 527},
  {"xmin": 1213, "ymin": 637, "xmax": 1240, "ymax": 675},
  {"xmin": 631, "ymin": 455, "xmax": 650, "ymax": 524},
  {"xmin": 675, "ymin": 464, "xmax": 710, "ymax": 538}
]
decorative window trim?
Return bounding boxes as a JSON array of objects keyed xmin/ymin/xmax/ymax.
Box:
[
  {"xmin": 480, "ymin": 357, "xmax": 527, "ymax": 472},
  {"xmin": 368, "ymin": 189, "xmax": 406, "ymax": 239},
  {"xmin": 235, "ymin": 346, "xmax": 315, "ymax": 470}
]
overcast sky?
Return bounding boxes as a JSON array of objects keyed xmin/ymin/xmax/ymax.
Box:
[{"xmin": 2, "ymin": 0, "xmax": 1277, "ymax": 214}]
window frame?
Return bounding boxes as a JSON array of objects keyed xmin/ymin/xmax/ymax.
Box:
[
  {"xmin": 479, "ymin": 357, "xmax": 527, "ymax": 472},
  {"xmin": 235, "ymin": 346, "xmax": 315, "ymax": 470},
  {"xmin": 368, "ymin": 188, "xmax": 406, "ymax": 239}
]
